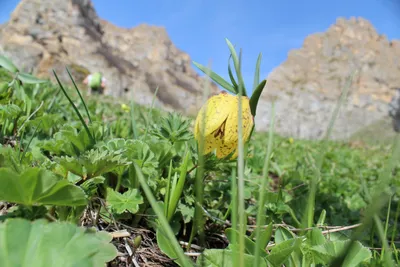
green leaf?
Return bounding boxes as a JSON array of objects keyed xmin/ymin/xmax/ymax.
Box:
[
  {"xmin": 197, "ymin": 248, "xmax": 268, "ymax": 267},
  {"xmin": 156, "ymin": 228, "xmax": 189, "ymax": 267},
  {"xmin": 106, "ymin": 188, "xmax": 144, "ymax": 214},
  {"xmin": 17, "ymin": 72, "xmax": 47, "ymax": 84},
  {"xmin": 308, "ymin": 228, "xmax": 326, "ymax": 246},
  {"xmin": 274, "ymin": 226, "xmax": 296, "ymax": 244},
  {"xmin": 0, "ymin": 55, "xmax": 18, "ymax": 73},
  {"xmin": 0, "ymin": 167, "xmax": 87, "ymax": 206},
  {"xmin": 252, "ymin": 53, "xmax": 262, "ymax": 92},
  {"xmin": 225, "ymin": 228, "xmax": 268, "ymax": 258},
  {"xmin": 192, "ymin": 61, "xmax": 236, "ymax": 94},
  {"xmin": 258, "ymin": 223, "xmax": 273, "ymax": 249},
  {"xmin": 56, "ymin": 148, "xmax": 129, "ymax": 179},
  {"xmin": 178, "ymin": 202, "xmax": 194, "ymax": 223},
  {"xmin": 249, "ymin": 79, "xmax": 266, "ymax": 117},
  {"xmin": 227, "ymin": 54, "xmax": 238, "ymax": 90},
  {"xmin": 225, "ymin": 38, "xmax": 246, "ymax": 95},
  {"xmin": 266, "ymin": 238, "xmax": 302, "ymax": 267},
  {"xmin": 311, "ymin": 240, "xmax": 372, "ymax": 266},
  {"xmin": 0, "ymin": 218, "xmax": 117, "ymax": 266}
]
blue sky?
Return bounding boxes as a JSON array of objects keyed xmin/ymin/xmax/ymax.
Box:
[{"xmin": 1, "ymin": 0, "xmax": 400, "ymax": 94}]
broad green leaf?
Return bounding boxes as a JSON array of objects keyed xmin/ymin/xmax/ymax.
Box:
[
  {"xmin": 197, "ymin": 249, "xmax": 268, "ymax": 267},
  {"xmin": 106, "ymin": 188, "xmax": 143, "ymax": 214},
  {"xmin": 274, "ymin": 226, "xmax": 296, "ymax": 244},
  {"xmin": 308, "ymin": 228, "xmax": 326, "ymax": 246},
  {"xmin": 0, "ymin": 218, "xmax": 117, "ymax": 266},
  {"xmin": 18, "ymin": 72, "xmax": 47, "ymax": 84},
  {"xmin": 266, "ymin": 238, "xmax": 302, "ymax": 267},
  {"xmin": 0, "ymin": 167, "xmax": 87, "ymax": 206},
  {"xmin": 0, "ymin": 55, "xmax": 18, "ymax": 73},
  {"xmin": 311, "ymin": 240, "xmax": 372, "ymax": 266},
  {"xmin": 249, "ymin": 79, "xmax": 266, "ymax": 117},
  {"xmin": 192, "ymin": 61, "xmax": 236, "ymax": 94}
]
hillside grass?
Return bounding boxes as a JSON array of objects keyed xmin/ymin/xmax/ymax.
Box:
[{"xmin": 0, "ymin": 59, "xmax": 399, "ymax": 267}]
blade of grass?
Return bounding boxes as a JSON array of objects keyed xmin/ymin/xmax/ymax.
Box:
[
  {"xmin": 376, "ymin": 212, "xmax": 393, "ymax": 264},
  {"xmin": 133, "ymin": 161, "xmax": 193, "ymax": 266},
  {"xmin": 143, "ymin": 86, "xmax": 159, "ymax": 140},
  {"xmin": 53, "ymin": 70, "xmax": 95, "ymax": 143},
  {"xmin": 230, "ymin": 167, "xmax": 239, "ymax": 267},
  {"xmin": 66, "ymin": 67, "xmax": 92, "ymax": 123},
  {"xmin": 164, "ymin": 160, "xmax": 173, "ymax": 219},
  {"xmin": 130, "ymin": 99, "xmax": 138, "ymax": 139},
  {"xmin": 237, "ymin": 48, "xmax": 247, "ymax": 97},
  {"xmin": 253, "ymin": 102, "xmax": 275, "ymax": 266},
  {"xmin": 193, "ymin": 61, "xmax": 236, "ymax": 94},
  {"xmin": 252, "ymin": 53, "xmax": 262, "ymax": 93},
  {"xmin": 382, "ymin": 195, "xmax": 393, "ymax": 260},
  {"xmin": 167, "ymin": 147, "xmax": 190, "ymax": 222},
  {"xmin": 228, "ymin": 54, "xmax": 238, "ymax": 90},
  {"xmin": 20, "ymin": 120, "xmax": 42, "ymax": 163},
  {"xmin": 225, "ymin": 39, "xmax": 246, "ymax": 96},
  {"xmin": 301, "ymin": 70, "xmax": 357, "ymax": 232},
  {"xmin": 17, "ymin": 101, "xmax": 43, "ymax": 133},
  {"xmin": 188, "ymin": 61, "xmax": 211, "ymax": 256},
  {"xmin": 237, "ymin": 79, "xmax": 246, "ymax": 267},
  {"xmin": 391, "ymin": 200, "xmax": 400, "ymax": 245}
]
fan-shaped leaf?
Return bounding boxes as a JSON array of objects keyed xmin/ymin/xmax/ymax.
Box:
[
  {"xmin": 0, "ymin": 167, "xmax": 87, "ymax": 206},
  {"xmin": 0, "ymin": 218, "xmax": 117, "ymax": 267}
]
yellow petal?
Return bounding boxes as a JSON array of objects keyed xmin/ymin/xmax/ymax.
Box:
[{"xmin": 194, "ymin": 92, "xmax": 254, "ymax": 160}]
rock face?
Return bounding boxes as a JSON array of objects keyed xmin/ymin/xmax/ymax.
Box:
[
  {"xmin": 0, "ymin": 0, "xmax": 218, "ymax": 114},
  {"xmin": 256, "ymin": 17, "xmax": 400, "ymax": 140}
]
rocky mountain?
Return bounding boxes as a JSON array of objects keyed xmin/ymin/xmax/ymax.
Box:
[
  {"xmin": 0, "ymin": 1, "xmax": 398, "ymax": 140},
  {"xmin": 0, "ymin": 0, "xmax": 219, "ymax": 115},
  {"xmin": 255, "ymin": 17, "xmax": 400, "ymax": 140}
]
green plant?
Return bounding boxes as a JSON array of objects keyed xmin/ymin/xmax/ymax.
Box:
[{"xmin": 0, "ymin": 41, "xmax": 399, "ymax": 267}]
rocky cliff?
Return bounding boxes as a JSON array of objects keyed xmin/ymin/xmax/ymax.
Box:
[
  {"xmin": 0, "ymin": 0, "xmax": 219, "ymax": 114},
  {"xmin": 256, "ymin": 17, "xmax": 400, "ymax": 140},
  {"xmin": 1, "ymin": 2, "xmax": 398, "ymax": 140}
]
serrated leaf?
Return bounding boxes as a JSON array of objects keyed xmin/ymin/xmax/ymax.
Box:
[
  {"xmin": 178, "ymin": 202, "xmax": 194, "ymax": 223},
  {"xmin": 311, "ymin": 240, "xmax": 372, "ymax": 266},
  {"xmin": 106, "ymin": 188, "xmax": 143, "ymax": 214},
  {"xmin": 266, "ymin": 238, "xmax": 302, "ymax": 267},
  {"xmin": 56, "ymin": 148, "xmax": 128, "ymax": 179},
  {"xmin": 0, "ymin": 55, "xmax": 18, "ymax": 73},
  {"xmin": 0, "ymin": 218, "xmax": 117, "ymax": 266},
  {"xmin": 0, "ymin": 167, "xmax": 87, "ymax": 206},
  {"xmin": 18, "ymin": 72, "xmax": 47, "ymax": 84},
  {"xmin": 193, "ymin": 61, "xmax": 236, "ymax": 94}
]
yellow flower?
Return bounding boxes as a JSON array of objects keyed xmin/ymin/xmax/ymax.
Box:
[
  {"xmin": 289, "ymin": 137, "xmax": 294, "ymax": 144},
  {"xmin": 121, "ymin": 103, "xmax": 130, "ymax": 113},
  {"xmin": 194, "ymin": 92, "xmax": 254, "ymax": 159}
]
